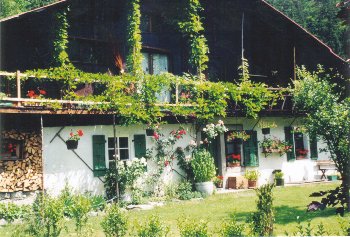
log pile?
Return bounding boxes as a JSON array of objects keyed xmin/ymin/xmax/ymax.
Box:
[{"xmin": 0, "ymin": 130, "xmax": 43, "ymax": 192}]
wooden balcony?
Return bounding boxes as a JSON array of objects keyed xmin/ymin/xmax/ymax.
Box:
[{"xmin": 0, "ymin": 71, "xmax": 296, "ymax": 116}]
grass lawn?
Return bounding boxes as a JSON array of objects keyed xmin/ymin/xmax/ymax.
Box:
[{"xmin": 0, "ymin": 182, "xmax": 344, "ymax": 236}]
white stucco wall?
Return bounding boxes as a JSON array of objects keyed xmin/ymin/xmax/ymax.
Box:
[
  {"xmin": 42, "ymin": 117, "xmax": 333, "ymax": 195},
  {"xmin": 42, "ymin": 124, "xmax": 194, "ymax": 196},
  {"xmin": 221, "ymin": 117, "xmax": 331, "ymax": 186}
]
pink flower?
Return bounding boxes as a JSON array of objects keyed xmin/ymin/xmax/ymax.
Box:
[{"xmin": 153, "ymin": 132, "xmax": 160, "ymax": 140}]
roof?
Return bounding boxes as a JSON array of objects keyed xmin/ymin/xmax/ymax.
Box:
[{"xmin": 0, "ymin": 0, "xmax": 347, "ymax": 63}]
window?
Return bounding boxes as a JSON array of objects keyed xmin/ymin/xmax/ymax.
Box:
[
  {"xmin": 108, "ymin": 137, "xmax": 129, "ymax": 166},
  {"xmin": 294, "ymin": 132, "xmax": 307, "ymax": 159},
  {"xmin": 142, "ymin": 52, "xmax": 169, "ymax": 75},
  {"xmin": 0, "ymin": 138, "xmax": 24, "ymax": 160},
  {"xmin": 225, "ymin": 131, "xmax": 242, "ymax": 167},
  {"xmin": 285, "ymin": 127, "xmax": 318, "ymax": 161},
  {"xmin": 142, "ymin": 52, "xmax": 171, "ymax": 103}
]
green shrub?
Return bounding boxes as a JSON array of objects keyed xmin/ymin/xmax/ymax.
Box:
[
  {"xmin": 190, "ymin": 149, "xmax": 216, "ymax": 182},
  {"xmin": 0, "ymin": 203, "xmax": 29, "ymax": 223},
  {"xmin": 178, "ymin": 217, "xmax": 209, "ymax": 237},
  {"xmin": 136, "ymin": 215, "xmax": 169, "ymax": 237},
  {"xmin": 131, "ymin": 189, "xmax": 145, "ymax": 205},
  {"xmin": 70, "ymin": 195, "xmax": 92, "ymax": 234},
  {"xmin": 249, "ymin": 184, "xmax": 274, "ymax": 236},
  {"xmin": 177, "ymin": 181, "xmax": 202, "ymax": 200},
  {"xmin": 244, "ymin": 170, "xmax": 260, "ymax": 181},
  {"xmin": 101, "ymin": 204, "xmax": 128, "ymax": 237},
  {"xmin": 220, "ymin": 215, "xmax": 246, "ymax": 237},
  {"xmin": 88, "ymin": 195, "xmax": 106, "ymax": 211},
  {"xmin": 26, "ymin": 193, "xmax": 66, "ymax": 237},
  {"xmin": 58, "ymin": 183, "xmax": 75, "ymax": 217},
  {"xmin": 285, "ymin": 218, "xmax": 328, "ymax": 236}
]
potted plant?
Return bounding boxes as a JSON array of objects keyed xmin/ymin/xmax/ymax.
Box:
[
  {"xmin": 244, "ymin": 170, "xmax": 260, "ymax": 189},
  {"xmin": 296, "ymin": 149, "xmax": 308, "ymax": 159},
  {"xmin": 227, "ymin": 131, "xmax": 250, "ymax": 144},
  {"xmin": 213, "ymin": 175, "xmax": 224, "ymax": 188},
  {"xmin": 259, "ymin": 137, "xmax": 292, "ymax": 156},
  {"xmin": 258, "ymin": 121, "xmax": 277, "ymax": 135},
  {"xmin": 273, "ymin": 170, "xmax": 284, "ymax": 186},
  {"xmin": 226, "ymin": 154, "xmax": 241, "ymax": 167},
  {"xmin": 66, "ymin": 129, "xmax": 84, "ymax": 150},
  {"xmin": 190, "ymin": 148, "xmax": 216, "ymax": 195}
]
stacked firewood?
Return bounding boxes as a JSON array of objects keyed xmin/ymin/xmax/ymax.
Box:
[{"xmin": 0, "ymin": 130, "xmax": 43, "ymax": 192}]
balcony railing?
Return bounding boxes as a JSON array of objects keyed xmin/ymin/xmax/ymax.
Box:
[{"xmin": 0, "ymin": 71, "xmax": 294, "ymax": 115}]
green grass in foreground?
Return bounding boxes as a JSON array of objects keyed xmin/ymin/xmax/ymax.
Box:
[{"xmin": 0, "ymin": 182, "xmax": 345, "ymax": 236}]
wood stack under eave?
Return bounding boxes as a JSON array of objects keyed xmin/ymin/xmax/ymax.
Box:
[{"xmin": 0, "ymin": 130, "xmax": 43, "ymax": 192}]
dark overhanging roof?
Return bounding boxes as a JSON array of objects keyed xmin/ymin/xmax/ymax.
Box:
[{"xmin": 0, "ymin": 0, "xmax": 347, "ymax": 65}]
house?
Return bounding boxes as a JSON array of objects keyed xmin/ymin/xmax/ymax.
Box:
[{"xmin": 0, "ymin": 0, "xmax": 347, "ymax": 196}]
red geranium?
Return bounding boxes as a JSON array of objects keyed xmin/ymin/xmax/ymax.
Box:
[{"xmin": 67, "ymin": 129, "xmax": 84, "ymax": 141}]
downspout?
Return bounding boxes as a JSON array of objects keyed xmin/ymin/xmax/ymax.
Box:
[
  {"xmin": 40, "ymin": 115, "xmax": 44, "ymax": 192},
  {"xmin": 113, "ymin": 114, "xmax": 120, "ymax": 201}
]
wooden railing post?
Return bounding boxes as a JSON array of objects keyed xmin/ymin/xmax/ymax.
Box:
[
  {"xmin": 175, "ymin": 82, "xmax": 179, "ymax": 104},
  {"xmin": 16, "ymin": 70, "xmax": 21, "ymax": 106}
]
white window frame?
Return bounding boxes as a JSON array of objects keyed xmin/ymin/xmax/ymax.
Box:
[{"xmin": 107, "ymin": 136, "xmax": 130, "ymax": 167}]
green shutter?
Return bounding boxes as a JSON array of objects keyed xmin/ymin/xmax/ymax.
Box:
[
  {"xmin": 134, "ymin": 134, "xmax": 146, "ymax": 158},
  {"xmin": 92, "ymin": 135, "xmax": 107, "ymax": 177},
  {"xmin": 243, "ymin": 130, "xmax": 259, "ymax": 167},
  {"xmin": 284, "ymin": 127, "xmax": 295, "ymax": 161},
  {"xmin": 310, "ymin": 134, "xmax": 318, "ymax": 160}
]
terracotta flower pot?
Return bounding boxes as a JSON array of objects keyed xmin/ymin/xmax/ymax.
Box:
[
  {"xmin": 248, "ymin": 180, "xmax": 257, "ymax": 189},
  {"xmin": 227, "ymin": 162, "xmax": 240, "ymax": 167},
  {"xmin": 66, "ymin": 140, "xmax": 78, "ymax": 150}
]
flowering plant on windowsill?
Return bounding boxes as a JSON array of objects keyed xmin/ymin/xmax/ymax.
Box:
[
  {"xmin": 226, "ymin": 154, "xmax": 241, "ymax": 163},
  {"xmin": 67, "ymin": 129, "xmax": 84, "ymax": 141},
  {"xmin": 296, "ymin": 149, "xmax": 309, "ymax": 156}
]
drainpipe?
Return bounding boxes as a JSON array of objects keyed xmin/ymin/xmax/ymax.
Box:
[{"xmin": 113, "ymin": 114, "xmax": 119, "ymax": 202}]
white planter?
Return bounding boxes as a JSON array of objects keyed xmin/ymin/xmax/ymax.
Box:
[{"xmin": 195, "ymin": 181, "xmax": 214, "ymax": 196}]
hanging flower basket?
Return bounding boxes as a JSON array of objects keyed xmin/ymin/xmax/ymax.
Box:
[
  {"xmin": 262, "ymin": 128, "xmax": 270, "ymax": 135},
  {"xmin": 66, "ymin": 140, "xmax": 78, "ymax": 150}
]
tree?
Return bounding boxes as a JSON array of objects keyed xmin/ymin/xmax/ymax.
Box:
[
  {"xmin": 0, "ymin": 0, "xmax": 56, "ymax": 19},
  {"xmin": 267, "ymin": 0, "xmax": 347, "ymax": 58},
  {"xmin": 293, "ymin": 66, "xmax": 350, "ymax": 212}
]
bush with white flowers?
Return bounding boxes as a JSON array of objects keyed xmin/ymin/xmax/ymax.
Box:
[
  {"xmin": 202, "ymin": 120, "xmax": 228, "ymax": 139},
  {"xmin": 117, "ymin": 158, "xmax": 147, "ymax": 194}
]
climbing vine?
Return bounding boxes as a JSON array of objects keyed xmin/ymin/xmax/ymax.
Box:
[
  {"xmin": 178, "ymin": 0, "xmax": 209, "ymax": 77},
  {"xmin": 126, "ymin": 0, "xmax": 143, "ymax": 76},
  {"xmin": 52, "ymin": 8, "xmax": 70, "ymax": 66}
]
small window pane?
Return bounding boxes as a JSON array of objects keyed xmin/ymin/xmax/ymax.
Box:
[
  {"xmin": 108, "ymin": 150, "xmax": 116, "ymax": 161},
  {"xmin": 108, "ymin": 138, "xmax": 116, "ymax": 148},
  {"xmin": 119, "ymin": 137, "xmax": 128, "ymax": 148},
  {"xmin": 120, "ymin": 150, "xmax": 129, "ymax": 160}
]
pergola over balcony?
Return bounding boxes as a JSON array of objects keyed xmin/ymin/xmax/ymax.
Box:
[{"xmin": 0, "ymin": 70, "xmax": 295, "ymax": 116}]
